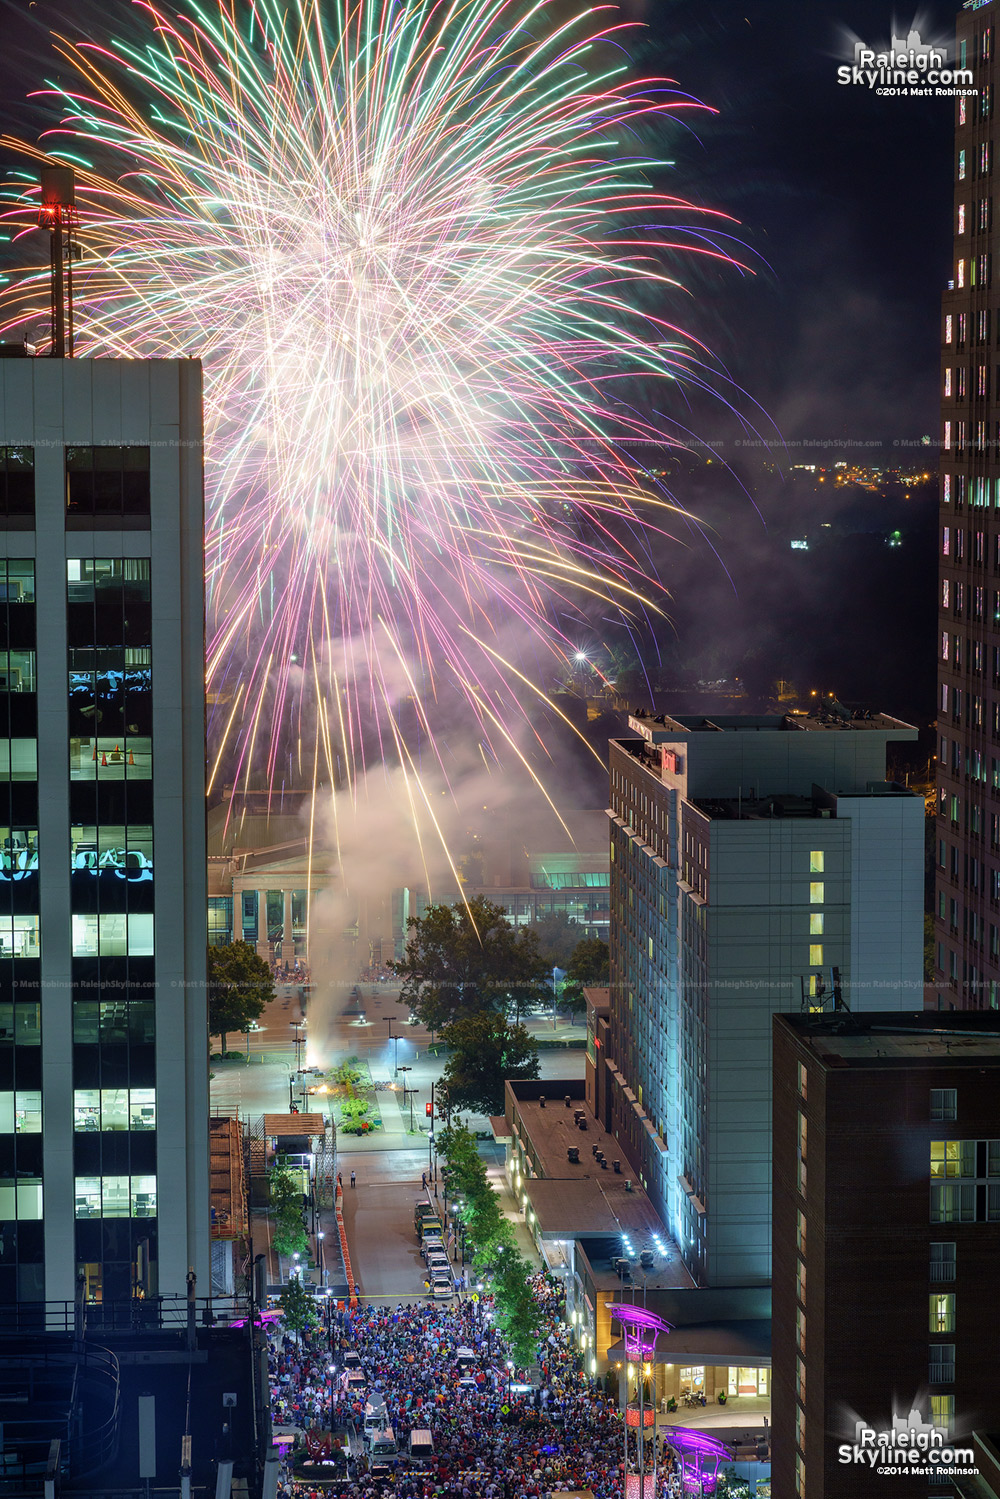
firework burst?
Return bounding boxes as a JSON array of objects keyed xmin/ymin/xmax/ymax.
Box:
[{"xmin": 1, "ymin": 0, "xmax": 754, "ymax": 854}]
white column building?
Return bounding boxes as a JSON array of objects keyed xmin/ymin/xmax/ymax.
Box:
[{"xmin": 0, "ymin": 352, "xmax": 209, "ymax": 1310}]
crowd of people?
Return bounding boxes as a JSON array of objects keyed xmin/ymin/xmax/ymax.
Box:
[{"xmin": 267, "ymin": 1275, "xmax": 691, "ymax": 1499}]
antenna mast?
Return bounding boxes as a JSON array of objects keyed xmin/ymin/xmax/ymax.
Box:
[{"xmin": 38, "ymin": 166, "xmax": 80, "ymax": 358}]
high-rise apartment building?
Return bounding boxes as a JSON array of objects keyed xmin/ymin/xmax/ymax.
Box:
[
  {"xmin": 772, "ymin": 1009, "xmax": 1000, "ymax": 1499},
  {"xmin": 937, "ymin": 0, "xmax": 1000, "ymax": 1010},
  {"xmin": 0, "ymin": 353, "xmax": 208, "ymax": 1311},
  {"xmin": 605, "ymin": 710, "xmax": 923, "ymax": 1288}
]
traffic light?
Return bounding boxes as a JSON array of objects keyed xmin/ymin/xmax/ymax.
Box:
[{"xmin": 425, "ymin": 1101, "xmax": 432, "ymax": 1117}]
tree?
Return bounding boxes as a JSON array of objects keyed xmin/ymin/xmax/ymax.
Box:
[
  {"xmin": 392, "ymin": 897, "xmax": 548, "ymax": 1032},
  {"xmin": 270, "ymin": 1157, "xmax": 309, "ymax": 1259},
  {"xmin": 279, "ymin": 1275, "xmax": 319, "ymax": 1340},
  {"xmin": 440, "ymin": 1011, "xmax": 540, "ymax": 1117},
  {"xmin": 530, "ymin": 911, "xmax": 581, "ymax": 971},
  {"xmin": 561, "ymin": 936, "xmax": 610, "ymax": 1016},
  {"xmin": 207, "ymin": 940, "xmax": 274, "ymax": 1051},
  {"xmin": 438, "ymin": 1123, "xmax": 541, "ymax": 1366}
]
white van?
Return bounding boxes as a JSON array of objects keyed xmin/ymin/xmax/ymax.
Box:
[
  {"xmin": 408, "ymin": 1429, "xmax": 434, "ymax": 1460},
  {"xmin": 369, "ymin": 1426, "xmax": 397, "ymax": 1458},
  {"xmin": 363, "ymin": 1396, "xmax": 388, "ymax": 1436}
]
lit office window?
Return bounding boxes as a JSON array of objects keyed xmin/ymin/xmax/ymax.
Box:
[
  {"xmin": 75, "ymin": 1175, "xmax": 158, "ymax": 1219},
  {"xmin": 930, "ymin": 1141, "xmax": 974, "ymax": 1179},
  {"xmin": 71, "ymin": 913, "xmax": 154, "ymax": 957},
  {"xmin": 809, "ymin": 914, "xmax": 823, "ymax": 936},
  {"xmin": 809, "ymin": 883, "xmax": 824, "ymax": 904},
  {"xmin": 0, "ymin": 741, "xmax": 36, "ymax": 780},
  {"xmin": 131, "ymin": 1176, "xmax": 157, "ymax": 1218},
  {"xmin": 930, "ymin": 1294, "xmax": 955, "ymax": 1334},
  {"xmin": 932, "ymin": 1394, "xmax": 954, "ymax": 1434},
  {"xmin": 0, "ymin": 1091, "xmax": 41, "ymax": 1133},
  {"xmin": 809, "ymin": 944, "xmax": 823, "ymax": 966},
  {"xmin": 0, "ymin": 1180, "xmax": 42, "ymax": 1220},
  {"xmin": 809, "ymin": 851, "xmax": 824, "ymax": 873}
]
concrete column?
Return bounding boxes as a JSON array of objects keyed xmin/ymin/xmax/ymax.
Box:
[
  {"xmin": 257, "ymin": 888, "xmax": 268, "ymax": 958},
  {"xmin": 282, "ymin": 889, "xmax": 293, "ymax": 956}
]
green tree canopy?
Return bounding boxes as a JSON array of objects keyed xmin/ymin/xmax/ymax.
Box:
[
  {"xmin": 207, "ymin": 940, "xmax": 274, "ymax": 1051},
  {"xmin": 392, "ymin": 896, "xmax": 548, "ymax": 1032},
  {"xmin": 438, "ymin": 1123, "xmax": 541, "ymax": 1366},
  {"xmin": 279, "ymin": 1275, "xmax": 319, "ymax": 1340},
  {"xmin": 530, "ymin": 910, "xmax": 581, "ymax": 970},
  {"xmin": 269, "ymin": 1156, "xmax": 309, "ymax": 1259},
  {"xmin": 440, "ymin": 1010, "xmax": 540, "ymax": 1117},
  {"xmin": 561, "ymin": 936, "xmax": 610, "ymax": 1015}
]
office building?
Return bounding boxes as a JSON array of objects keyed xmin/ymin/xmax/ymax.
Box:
[
  {"xmin": 937, "ymin": 0, "xmax": 1000, "ymax": 1010},
  {"xmin": 0, "ymin": 352, "xmax": 209, "ymax": 1310},
  {"xmin": 604, "ymin": 709, "xmax": 923, "ymax": 1288},
  {"xmin": 773, "ymin": 1009, "xmax": 1000, "ymax": 1499}
]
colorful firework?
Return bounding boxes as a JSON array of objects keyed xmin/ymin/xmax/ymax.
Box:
[{"xmin": 0, "ymin": 0, "xmax": 753, "ymax": 851}]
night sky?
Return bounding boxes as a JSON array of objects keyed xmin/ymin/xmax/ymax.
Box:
[
  {"xmin": 0, "ymin": 0, "xmax": 964, "ymax": 734},
  {"xmin": 0, "ymin": 0, "xmax": 963, "ymax": 446}
]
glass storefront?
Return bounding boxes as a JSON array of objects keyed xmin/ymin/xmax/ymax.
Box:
[{"xmin": 728, "ymin": 1366, "xmax": 770, "ymax": 1397}]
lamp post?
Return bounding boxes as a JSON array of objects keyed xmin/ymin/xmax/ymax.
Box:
[
  {"xmin": 397, "ymin": 1067, "xmax": 415, "ymax": 1130},
  {"xmin": 505, "ymin": 1360, "xmax": 514, "ymax": 1401},
  {"xmin": 607, "ymin": 1303, "xmax": 672, "ymax": 1499},
  {"xmin": 316, "ymin": 1230, "xmax": 326, "ymax": 1286}
]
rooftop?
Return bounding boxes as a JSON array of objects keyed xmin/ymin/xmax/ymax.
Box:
[
  {"xmin": 691, "ymin": 784, "xmax": 914, "ymax": 821},
  {"xmin": 779, "ymin": 1011, "xmax": 1000, "ymax": 1067},
  {"xmin": 505, "ymin": 1082, "xmax": 695, "ymax": 1288},
  {"xmin": 626, "ymin": 707, "xmax": 914, "ymax": 741}
]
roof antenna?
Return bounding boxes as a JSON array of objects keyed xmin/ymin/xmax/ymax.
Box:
[{"xmin": 38, "ymin": 166, "xmax": 80, "ymax": 358}]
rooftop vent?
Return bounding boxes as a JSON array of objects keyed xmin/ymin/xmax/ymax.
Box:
[
  {"xmin": 612, "ymin": 1160, "xmax": 621, "ymax": 1173},
  {"xmin": 567, "ymin": 1146, "xmax": 580, "ymax": 1164},
  {"xmin": 592, "ymin": 1144, "xmax": 600, "ymax": 1157},
  {"xmin": 624, "ymin": 1180, "xmax": 634, "ymax": 1193},
  {"xmin": 599, "ymin": 1157, "xmax": 608, "ymax": 1169},
  {"xmin": 639, "ymin": 1249, "xmax": 654, "ymax": 1268},
  {"xmin": 539, "ymin": 1096, "xmax": 545, "ymax": 1108},
  {"xmin": 564, "ymin": 1096, "xmax": 572, "ymax": 1108},
  {"xmin": 577, "ymin": 1117, "xmax": 588, "ymax": 1130}
]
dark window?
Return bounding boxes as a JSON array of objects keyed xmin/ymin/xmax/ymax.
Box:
[
  {"xmin": 66, "ymin": 447, "xmax": 150, "ymax": 525},
  {"xmin": 0, "ymin": 449, "xmax": 34, "ymax": 522}
]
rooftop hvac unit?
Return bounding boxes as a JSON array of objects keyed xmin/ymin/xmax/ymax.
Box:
[
  {"xmin": 577, "ymin": 1117, "xmax": 588, "ymax": 1130},
  {"xmin": 639, "ymin": 1249, "xmax": 654, "ymax": 1268},
  {"xmin": 567, "ymin": 1146, "xmax": 580, "ymax": 1164},
  {"xmin": 615, "ymin": 1258, "xmax": 631, "ymax": 1279}
]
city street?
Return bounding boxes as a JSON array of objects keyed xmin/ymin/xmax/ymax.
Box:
[{"xmin": 210, "ymin": 981, "xmax": 586, "ymax": 1144}]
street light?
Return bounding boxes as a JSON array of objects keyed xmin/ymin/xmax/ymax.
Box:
[
  {"xmin": 316, "ymin": 1230, "xmax": 326, "ymax": 1286},
  {"xmin": 505, "ymin": 1360, "xmax": 514, "ymax": 1401},
  {"xmin": 397, "ymin": 1066, "xmax": 414, "ymax": 1129}
]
